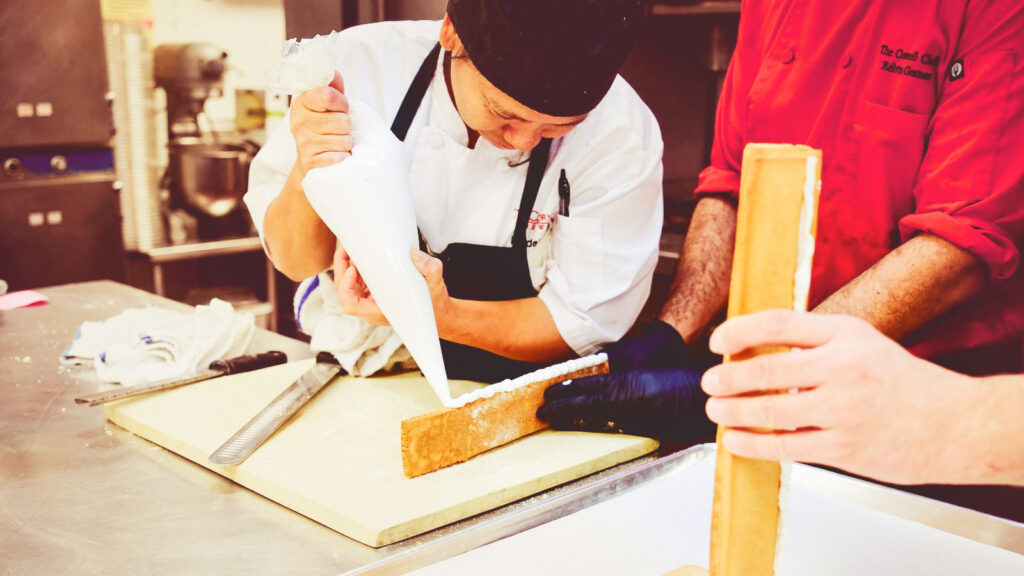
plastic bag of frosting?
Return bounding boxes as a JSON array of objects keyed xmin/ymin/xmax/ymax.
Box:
[
  {"xmin": 266, "ymin": 34, "xmax": 338, "ymax": 95},
  {"xmin": 268, "ymin": 34, "xmax": 452, "ymax": 406}
]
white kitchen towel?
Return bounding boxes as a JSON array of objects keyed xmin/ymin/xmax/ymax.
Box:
[
  {"xmin": 61, "ymin": 299, "xmax": 254, "ymax": 387},
  {"xmin": 294, "ymin": 273, "xmax": 415, "ymax": 376}
]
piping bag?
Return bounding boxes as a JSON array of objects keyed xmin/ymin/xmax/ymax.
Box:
[{"xmin": 269, "ymin": 34, "xmax": 453, "ymax": 406}]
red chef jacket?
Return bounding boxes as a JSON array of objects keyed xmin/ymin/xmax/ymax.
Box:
[{"xmin": 696, "ymin": 0, "xmax": 1024, "ymax": 363}]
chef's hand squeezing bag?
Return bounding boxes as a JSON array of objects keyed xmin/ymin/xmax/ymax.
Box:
[{"xmin": 268, "ymin": 34, "xmax": 452, "ymax": 405}]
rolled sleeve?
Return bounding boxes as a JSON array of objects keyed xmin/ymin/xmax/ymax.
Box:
[
  {"xmin": 538, "ymin": 136, "xmax": 664, "ymax": 355},
  {"xmin": 539, "ymin": 273, "xmax": 610, "ymax": 356},
  {"xmin": 899, "ymin": 212, "xmax": 1020, "ymax": 279},
  {"xmin": 695, "ymin": 164, "xmax": 742, "ymax": 200},
  {"xmin": 693, "ymin": 0, "xmax": 763, "ymax": 201},
  {"xmin": 901, "ymin": 3, "xmax": 1024, "ymax": 279}
]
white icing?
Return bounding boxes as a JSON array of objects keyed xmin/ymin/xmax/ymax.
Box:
[
  {"xmin": 792, "ymin": 155, "xmax": 819, "ymax": 313},
  {"xmin": 776, "ymin": 153, "xmax": 819, "ymax": 573},
  {"xmin": 445, "ymin": 353, "xmax": 608, "ymax": 409}
]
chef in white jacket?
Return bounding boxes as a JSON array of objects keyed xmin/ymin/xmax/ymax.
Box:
[{"xmin": 245, "ymin": 0, "xmax": 663, "ymax": 382}]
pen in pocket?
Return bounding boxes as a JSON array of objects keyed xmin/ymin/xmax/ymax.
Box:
[{"xmin": 558, "ymin": 169, "xmax": 571, "ymax": 217}]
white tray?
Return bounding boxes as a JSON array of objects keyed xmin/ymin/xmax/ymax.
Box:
[{"xmin": 358, "ymin": 444, "xmax": 1024, "ymax": 575}]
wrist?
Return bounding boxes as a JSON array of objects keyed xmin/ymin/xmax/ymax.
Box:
[
  {"xmin": 954, "ymin": 373, "xmax": 1024, "ymax": 486},
  {"xmin": 434, "ymin": 296, "xmax": 466, "ymax": 343},
  {"xmin": 606, "ymin": 318, "xmax": 692, "ymax": 372},
  {"xmin": 279, "ymin": 162, "xmax": 314, "ymax": 216},
  {"xmin": 652, "ymin": 319, "xmax": 687, "ymax": 353},
  {"xmin": 656, "ymin": 311, "xmax": 703, "ymax": 346}
]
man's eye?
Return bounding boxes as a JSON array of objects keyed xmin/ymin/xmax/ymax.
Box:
[{"xmin": 489, "ymin": 107, "xmax": 515, "ymax": 121}]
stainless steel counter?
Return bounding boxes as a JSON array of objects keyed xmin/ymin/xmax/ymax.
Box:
[
  {"xmin": 6, "ymin": 282, "xmax": 1020, "ymax": 574},
  {"xmin": 0, "ymin": 281, "xmax": 325, "ymax": 573},
  {"xmin": 0, "ymin": 280, "xmax": 661, "ymax": 574}
]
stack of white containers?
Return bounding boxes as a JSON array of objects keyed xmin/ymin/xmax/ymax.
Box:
[{"xmin": 102, "ymin": 14, "xmax": 164, "ymax": 251}]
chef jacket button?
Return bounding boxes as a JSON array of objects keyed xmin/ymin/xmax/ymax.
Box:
[
  {"xmin": 842, "ymin": 54, "xmax": 853, "ymax": 69},
  {"xmin": 430, "ymin": 133, "xmax": 444, "ymax": 149},
  {"xmin": 782, "ymin": 48, "xmax": 796, "ymax": 64}
]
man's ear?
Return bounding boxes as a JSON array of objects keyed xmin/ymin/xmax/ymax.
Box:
[{"xmin": 439, "ymin": 13, "xmax": 460, "ymax": 52}]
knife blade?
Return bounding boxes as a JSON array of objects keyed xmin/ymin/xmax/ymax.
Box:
[
  {"xmin": 208, "ymin": 352, "xmax": 343, "ymax": 466},
  {"xmin": 75, "ymin": 351, "xmax": 288, "ymax": 407}
]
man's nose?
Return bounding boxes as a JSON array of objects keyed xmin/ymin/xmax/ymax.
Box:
[{"xmin": 503, "ymin": 124, "xmax": 543, "ymax": 151}]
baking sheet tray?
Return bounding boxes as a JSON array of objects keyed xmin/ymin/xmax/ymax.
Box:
[{"xmin": 357, "ymin": 444, "xmax": 1024, "ymax": 575}]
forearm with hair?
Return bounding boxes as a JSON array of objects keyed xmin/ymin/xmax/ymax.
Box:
[
  {"xmin": 659, "ymin": 196, "xmax": 737, "ymax": 344},
  {"xmin": 813, "ymin": 233, "xmax": 987, "ymax": 341}
]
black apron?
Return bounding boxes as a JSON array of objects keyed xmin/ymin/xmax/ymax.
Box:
[{"xmin": 390, "ymin": 43, "xmax": 553, "ymax": 383}]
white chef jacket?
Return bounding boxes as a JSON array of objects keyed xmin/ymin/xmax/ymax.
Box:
[{"xmin": 246, "ymin": 20, "xmax": 664, "ymax": 356}]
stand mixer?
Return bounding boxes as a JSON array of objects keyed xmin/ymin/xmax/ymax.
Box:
[{"xmin": 154, "ymin": 43, "xmax": 257, "ymax": 242}]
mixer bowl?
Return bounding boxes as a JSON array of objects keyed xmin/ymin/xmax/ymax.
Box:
[{"xmin": 167, "ymin": 142, "xmax": 254, "ymax": 218}]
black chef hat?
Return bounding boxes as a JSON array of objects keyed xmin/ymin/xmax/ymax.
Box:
[{"xmin": 446, "ymin": 0, "xmax": 645, "ymax": 117}]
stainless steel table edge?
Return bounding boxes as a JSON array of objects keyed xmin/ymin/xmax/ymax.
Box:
[
  {"xmin": 351, "ymin": 445, "xmax": 712, "ymax": 575},
  {"xmin": 352, "ymin": 443, "xmax": 1024, "ymax": 574},
  {"xmin": 791, "ymin": 460, "xmax": 1024, "ymax": 555}
]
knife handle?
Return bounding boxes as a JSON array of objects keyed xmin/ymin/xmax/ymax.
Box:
[
  {"xmin": 315, "ymin": 351, "xmax": 346, "ymax": 373},
  {"xmin": 210, "ymin": 351, "xmax": 287, "ymax": 375}
]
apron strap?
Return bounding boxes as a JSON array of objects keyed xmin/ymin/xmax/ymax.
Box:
[
  {"xmin": 390, "ymin": 43, "xmax": 442, "ymax": 141},
  {"xmin": 511, "ymin": 137, "xmax": 553, "ymax": 249},
  {"xmin": 391, "ymin": 42, "xmax": 552, "ymax": 252}
]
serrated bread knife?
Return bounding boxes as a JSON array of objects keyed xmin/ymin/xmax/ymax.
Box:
[
  {"xmin": 75, "ymin": 351, "xmax": 288, "ymax": 407},
  {"xmin": 208, "ymin": 352, "xmax": 343, "ymax": 466}
]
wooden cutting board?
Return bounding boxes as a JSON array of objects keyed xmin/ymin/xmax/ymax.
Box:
[{"xmin": 104, "ymin": 359, "xmax": 659, "ymax": 546}]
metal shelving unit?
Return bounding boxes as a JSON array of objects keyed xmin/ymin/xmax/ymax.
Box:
[{"xmin": 129, "ymin": 236, "xmax": 278, "ymax": 332}]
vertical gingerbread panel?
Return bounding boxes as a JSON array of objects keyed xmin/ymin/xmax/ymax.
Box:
[{"xmin": 709, "ymin": 143, "xmax": 822, "ymax": 576}]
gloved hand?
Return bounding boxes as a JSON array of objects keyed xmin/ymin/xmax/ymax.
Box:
[
  {"xmin": 603, "ymin": 319, "xmax": 711, "ymax": 373},
  {"xmin": 536, "ymin": 368, "xmax": 715, "ymax": 443}
]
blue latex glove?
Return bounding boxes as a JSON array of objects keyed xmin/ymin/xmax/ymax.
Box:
[
  {"xmin": 603, "ymin": 319, "xmax": 709, "ymax": 372},
  {"xmin": 536, "ymin": 368, "xmax": 714, "ymax": 442}
]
